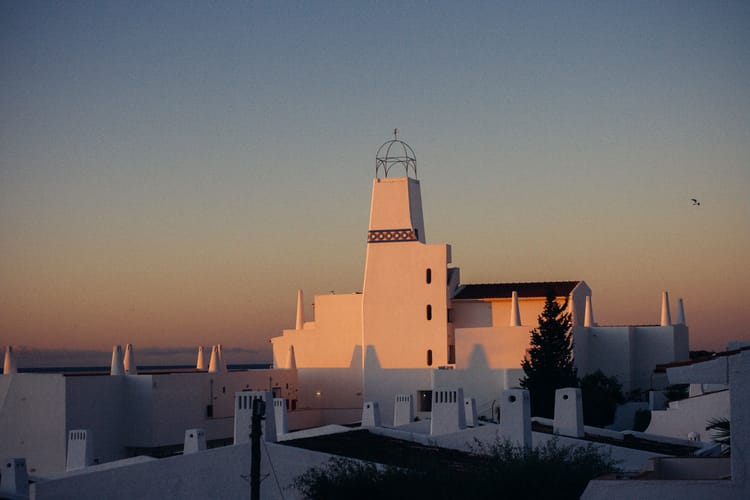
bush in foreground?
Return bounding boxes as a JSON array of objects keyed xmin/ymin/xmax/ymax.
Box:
[{"xmin": 294, "ymin": 438, "xmax": 620, "ymax": 499}]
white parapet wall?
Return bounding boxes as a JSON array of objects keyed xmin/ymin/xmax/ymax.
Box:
[
  {"xmin": 500, "ymin": 388, "xmax": 531, "ymax": 448},
  {"xmin": 183, "ymin": 428, "xmax": 206, "ymax": 454},
  {"xmin": 66, "ymin": 429, "xmax": 94, "ymax": 471},
  {"xmin": 430, "ymin": 387, "xmax": 466, "ymax": 436},
  {"xmin": 393, "ymin": 394, "xmax": 414, "ymax": 427},
  {"xmin": 362, "ymin": 401, "xmax": 381, "ymax": 427},
  {"xmin": 554, "ymin": 388, "xmax": 584, "ymax": 438},
  {"xmin": 234, "ymin": 391, "xmax": 277, "ymax": 444}
]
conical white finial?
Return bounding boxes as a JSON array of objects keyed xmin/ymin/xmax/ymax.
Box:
[
  {"xmin": 584, "ymin": 295, "xmax": 595, "ymax": 327},
  {"xmin": 660, "ymin": 291, "xmax": 672, "ymax": 326},
  {"xmin": 123, "ymin": 344, "xmax": 137, "ymax": 375},
  {"xmin": 676, "ymin": 298, "xmax": 686, "ymax": 325},
  {"xmin": 110, "ymin": 345, "xmax": 124, "ymax": 376},
  {"xmin": 196, "ymin": 346, "xmax": 207, "ymax": 370},
  {"xmin": 208, "ymin": 345, "xmax": 219, "ymax": 373},
  {"xmin": 295, "ymin": 289, "xmax": 305, "ymax": 330},
  {"xmin": 3, "ymin": 345, "xmax": 17, "ymax": 375},
  {"xmin": 509, "ymin": 291, "xmax": 521, "ymax": 326},
  {"xmin": 217, "ymin": 344, "xmax": 226, "ymax": 372},
  {"xmin": 286, "ymin": 345, "xmax": 297, "ymax": 370}
]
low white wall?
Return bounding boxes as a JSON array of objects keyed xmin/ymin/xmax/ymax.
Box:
[
  {"xmin": 0, "ymin": 374, "xmax": 67, "ymax": 475},
  {"xmin": 646, "ymin": 390, "xmax": 730, "ymax": 441}
]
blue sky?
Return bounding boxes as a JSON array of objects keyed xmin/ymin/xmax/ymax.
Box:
[{"xmin": 1, "ymin": 1, "xmax": 749, "ymax": 364}]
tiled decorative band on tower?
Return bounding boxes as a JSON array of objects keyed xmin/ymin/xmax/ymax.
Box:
[{"xmin": 367, "ymin": 228, "xmax": 418, "ymax": 243}]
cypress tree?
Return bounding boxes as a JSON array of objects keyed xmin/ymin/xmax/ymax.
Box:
[{"xmin": 520, "ymin": 290, "xmax": 577, "ymax": 417}]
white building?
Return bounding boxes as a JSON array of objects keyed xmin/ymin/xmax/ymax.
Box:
[
  {"xmin": 0, "ymin": 361, "xmax": 298, "ymax": 476},
  {"xmin": 271, "ymin": 135, "xmax": 689, "ymax": 424}
]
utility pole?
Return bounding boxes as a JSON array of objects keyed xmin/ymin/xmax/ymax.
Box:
[{"xmin": 250, "ymin": 398, "xmax": 265, "ymax": 500}]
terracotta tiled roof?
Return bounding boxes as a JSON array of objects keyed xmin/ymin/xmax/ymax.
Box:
[{"xmin": 452, "ymin": 281, "xmax": 581, "ymax": 300}]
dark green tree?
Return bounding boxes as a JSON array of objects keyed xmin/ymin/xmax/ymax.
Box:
[
  {"xmin": 579, "ymin": 370, "xmax": 625, "ymax": 427},
  {"xmin": 520, "ymin": 291, "xmax": 577, "ymax": 417}
]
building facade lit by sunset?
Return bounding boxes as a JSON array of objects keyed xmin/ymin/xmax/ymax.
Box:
[{"xmin": 271, "ymin": 135, "xmax": 690, "ymax": 424}]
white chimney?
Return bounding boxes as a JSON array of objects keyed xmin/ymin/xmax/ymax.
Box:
[
  {"xmin": 3, "ymin": 345, "xmax": 17, "ymax": 375},
  {"xmin": 295, "ymin": 289, "xmax": 305, "ymax": 330},
  {"xmin": 553, "ymin": 388, "xmax": 584, "ymax": 438},
  {"xmin": 393, "ymin": 394, "xmax": 414, "ymax": 427},
  {"xmin": 217, "ymin": 344, "xmax": 227, "ymax": 371},
  {"xmin": 584, "ymin": 295, "xmax": 595, "ymax": 327},
  {"xmin": 110, "ymin": 345, "xmax": 124, "ymax": 376},
  {"xmin": 273, "ymin": 398, "xmax": 288, "ymax": 436},
  {"xmin": 464, "ymin": 397, "xmax": 478, "ymax": 427},
  {"xmin": 183, "ymin": 428, "xmax": 207, "ymax": 454},
  {"xmin": 196, "ymin": 346, "xmax": 207, "ymax": 370},
  {"xmin": 208, "ymin": 345, "xmax": 219, "ymax": 373},
  {"xmin": 66, "ymin": 429, "xmax": 94, "ymax": 471},
  {"xmin": 660, "ymin": 291, "xmax": 672, "ymax": 326},
  {"xmin": 362, "ymin": 401, "xmax": 382, "ymax": 427},
  {"xmin": 676, "ymin": 298, "xmax": 686, "ymax": 325},
  {"xmin": 509, "ymin": 291, "xmax": 521, "ymax": 326},
  {"xmin": 430, "ymin": 387, "xmax": 466, "ymax": 436},
  {"xmin": 123, "ymin": 343, "xmax": 137, "ymax": 375},
  {"xmin": 234, "ymin": 391, "xmax": 277, "ymax": 444},
  {"xmin": 500, "ymin": 388, "xmax": 531, "ymax": 449},
  {"xmin": 0, "ymin": 458, "xmax": 28, "ymax": 496}
]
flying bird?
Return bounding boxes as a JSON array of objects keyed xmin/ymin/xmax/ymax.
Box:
[{"xmin": 691, "ymin": 198, "xmax": 700, "ymax": 206}]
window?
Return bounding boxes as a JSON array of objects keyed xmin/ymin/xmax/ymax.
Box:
[
  {"xmin": 448, "ymin": 345, "xmax": 456, "ymax": 364},
  {"xmin": 426, "ymin": 268, "xmax": 432, "ymax": 284},
  {"xmin": 427, "ymin": 349, "xmax": 433, "ymax": 366},
  {"xmin": 447, "ymin": 308, "xmax": 453, "ymax": 323},
  {"xmin": 418, "ymin": 390, "xmax": 433, "ymax": 412},
  {"xmin": 426, "ymin": 304, "xmax": 432, "ymax": 320}
]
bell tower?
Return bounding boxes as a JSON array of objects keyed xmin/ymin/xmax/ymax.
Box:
[
  {"xmin": 361, "ymin": 132, "xmax": 454, "ymax": 423},
  {"xmin": 367, "ymin": 130, "xmax": 426, "ymax": 244}
]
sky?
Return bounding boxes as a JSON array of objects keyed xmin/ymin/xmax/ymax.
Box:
[{"xmin": 1, "ymin": 1, "xmax": 749, "ymax": 366}]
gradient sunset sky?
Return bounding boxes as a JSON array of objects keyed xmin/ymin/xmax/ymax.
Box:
[{"xmin": 2, "ymin": 1, "xmax": 749, "ymax": 366}]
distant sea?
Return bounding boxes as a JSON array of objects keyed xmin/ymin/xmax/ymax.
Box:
[{"xmin": 19, "ymin": 363, "xmax": 272, "ymax": 374}]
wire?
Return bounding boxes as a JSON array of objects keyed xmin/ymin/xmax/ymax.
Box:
[{"xmin": 261, "ymin": 437, "xmax": 285, "ymax": 499}]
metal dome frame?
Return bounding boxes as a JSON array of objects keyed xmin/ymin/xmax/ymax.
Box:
[{"xmin": 375, "ymin": 129, "xmax": 417, "ymax": 179}]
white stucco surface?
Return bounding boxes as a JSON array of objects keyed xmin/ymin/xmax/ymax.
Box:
[{"xmin": 31, "ymin": 442, "xmax": 338, "ymax": 500}]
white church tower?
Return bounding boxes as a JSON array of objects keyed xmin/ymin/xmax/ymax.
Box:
[{"xmin": 361, "ymin": 132, "xmax": 455, "ymax": 421}]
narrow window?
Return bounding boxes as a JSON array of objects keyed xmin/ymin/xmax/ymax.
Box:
[
  {"xmin": 426, "ymin": 304, "xmax": 432, "ymax": 320},
  {"xmin": 427, "ymin": 349, "xmax": 433, "ymax": 366},
  {"xmin": 426, "ymin": 268, "xmax": 432, "ymax": 284},
  {"xmin": 447, "ymin": 308, "xmax": 453, "ymax": 323}
]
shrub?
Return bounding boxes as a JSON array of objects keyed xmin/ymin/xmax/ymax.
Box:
[
  {"xmin": 633, "ymin": 409, "xmax": 651, "ymax": 432},
  {"xmin": 579, "ymin": 371, "xmax": 625, "ymax": 427},
  {"xmin": 294, "ymin": 439, "xmax": 620, "ymax": 500},
  {"xmin": 664, "ymin": 384, "xmax": 689, "ymax": 402}
]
